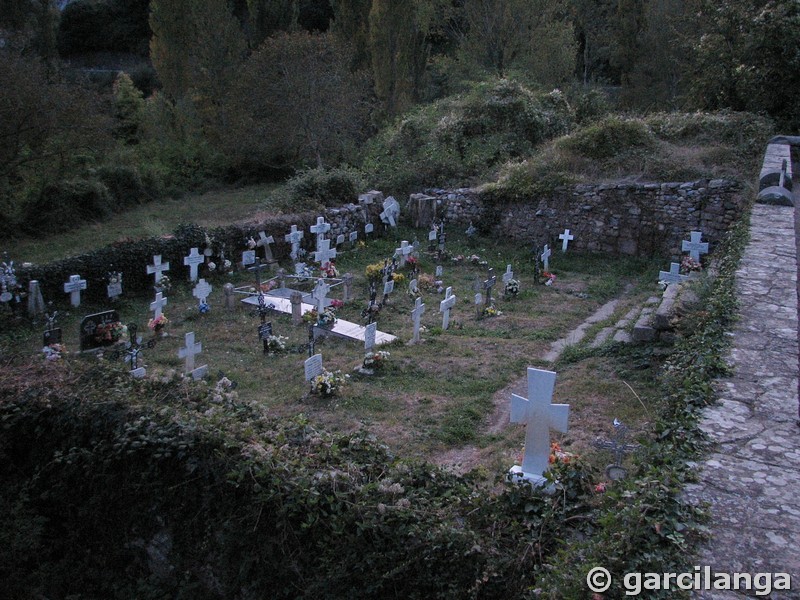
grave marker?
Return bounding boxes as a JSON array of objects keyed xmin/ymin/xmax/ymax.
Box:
[
  {"xmin": 43, "ymin": 311, "xmax": 62, "ymax": 347},
  {"xmin": 681, "ymin": 231, "xmax": 709, "ymax": 262},
  {"xmin": 290, "ymin": 291, "xmax": 303, "ymax": 325},
  {"xmin": 27, "ymin": 280, "xmax": 45, "ymax": 317},
  {"xmin": 242, "ymin": 250, "xmax": 257, "ymax": 267},
  {"xmin": 658, "ymin": 263, "xmax": 689, "ymax": 285},
  {"xmin": 311, "ymin": 278, "xmax": 331, "ymax": 315},
  {"xmin": 435, "ymin": 265, "xmax": 443, "ymax": 277},
  {"xmin": 336, "ymin": 233, "xmax": 346, "ymax": 246},
  {"xmin": 365, "ymin": 222, "xmax": 374, "ymax": 235},
  {"xmin": 223, "ymin": 283, "xmax": 236, "ymax": 310},
  {"xmin": 310, "ymin": 217, "xmax": 331, "ymax": 244},
  {"xmin": 178, "ymin": 332, "xmax": 207, "ymax": 380},
  {"xmin": 364, "ymin": 322, "xmax": 377, "ymax": 352},
  {"xmin": 106, "ymin": 272, "xmax": 123, "ymax": 301},
  {"xmin": 509, "ymin": 368, "xmax": 569, "ymax": 488},
  {"xmin": 146, "ymin": 255, "xmax": 170, "ymax": 286},
  {"xmin": 394, "ymin": 240, "xmax": 412, "ymax": 267},
  {"xmin": 411, "ymin": 297, "xmax": 425, "ymax": 343},
  {"xmin": 502, "ymin": 264, "xmax": 514, "ymax": 285},
  {"xmin": 558, "ymin": 229, "xmax": 574, "ymax": 252},
  {"xmin": 313, "ymin": 239, "xmax": 337, "ymax": 265},
  {"xmin": 439, "ymin": 286, "xmax": 456, "ymax": 330},
  {"xmin": 483, "ymin": 268, "xmax": 497, "ymax": 306},
  {"xmin": 342, "ymin": 273, "xmax": 355, "ymax": 302},
  {"xmin": 150, "ymin": 292, "xmax": 167, "ymax": 320},
  {"xmin": 349, "ymin": 231, "xmax": 358, "ymax": 245},
  {"xmin": 304, "ymin": 354, "xmax": 324, "ymax": 381},
  {"xmin": 183, "ymin": 247, "xmax": 204, "ymax": 281},
  {"xmin": 474, "ymin": 293, "xmax": 483, "ymax": 318},
  {"xmin": 256, "ymin": 231, "xmax": 276, "ymax": 264},
  {"xmin": 540, "ymin": 245, "xmax": 551, "ymax": 271},
  {"xmin": 63, "ymin": 274, "xmax": 87, "ymax": 307},
  {"xmin": 192, "ymin": 278, "xmax": 213, "ymax": 306},
  {"xmin": 285, "ymin": 225, "xmax": 305, "ymax": 260},
  {"xmin": 79, "ymin": 310, "xmax": 120, "ymax": 351},
  {"xmin": 380, "ymin": 196, "xmax": 400, "ymax": 227}
]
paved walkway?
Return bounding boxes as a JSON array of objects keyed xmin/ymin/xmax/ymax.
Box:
[{"xmin": 686, "ymin": 203, "xmax": 800, "ymax": 598}]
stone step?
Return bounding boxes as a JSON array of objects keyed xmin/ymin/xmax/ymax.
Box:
[{"xmin": 632, "ymin": 306, "xmax": 656, "ymax": 342}]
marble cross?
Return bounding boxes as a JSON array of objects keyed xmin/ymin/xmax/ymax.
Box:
[
  {"xmin": 183, "ymin": 247, "xmax": 204, "ymax": 282},
  {"xmin": 395, "ymin": 240, "xmax": 412, "ymax": 267},
  {"xmin": 364, "ymin": 322, "xmax": 377, "ymax": 352},
  {"xmin": 509, "ymin": 367, "xmax": 570, "ymax": 487},
  {"xmin": 150, "ymin": 291, "xmax": 167, "ymax": 320},
  {"xmin": 256, "ymin": 231, "xmax": 275, "ymax": 263},
  {"xmin": 439, "ymin": 286, "xmax": 457, "ymax": 330},
  {"xmin": 146, "ymin": 255, "xmax": 170, "ymax": 286},
  {"xmin": 192, "ymin": 278, "xmax": 213, "ymax": 305},
  {"xmin": 502, "ymin": 264, "xmax": 514, "ymax": 284},
  {"xmin": 558, "ymin": 229, "xmax": 574, "ymax": 252},
  {"xmin": 681, "ymin": 231, "xmax": 709, "ymax": 262},
  {"xmin": 311, "ymin": 278, "xmax": 330, "ymax": 315},
  {"xmin": 411, "ymin": 297, "xmax": 425, "ymax": 343},
  {"xmin": 310, "ymin": 217, "xmax": 331, "ymax": 244},
  {"xmin": 540, "ymin": 245, "xmax": 552, "ymax": 271},
  {"xmin": 285, "ymin": 225, "xmax": 304, "ymax": 260},
  {"xmin": 380, "ymin": 196, "xmax": 400, "ymax": 227},
  {"xmin": 178, "ymin": 331, "xmax": 207, "ymax": 380},
  {"xmin": 63, "ymin": 274, "xmax": 87, "ymax": 307},
  {"xmin": 659, "ymin": 263, "xmax": 689, "ymax": 285},
  {"xmin": 304, "ymin": 353, "xmax": 324, "ymax": 381},
  {"xmin": 483, "ymin": 268, "xmax": 497, "ymax": 306},
  {"xmin": 313, "ymin": 238, "xmax": 337, "ymax": 265}
]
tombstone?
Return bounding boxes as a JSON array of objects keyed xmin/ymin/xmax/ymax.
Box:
[
  {"xmin": 223, "ymin": 283, "xmax": 236, "ymax": 310},
  {"xmin": 411, "ymin": 297, "xmax": 425, "ymax": 344},
  {"xmin": 107, "ymin": 272, "xmax": 123, "ymax": 301},
  {"xmin": 681, "ymin": 231, "xmax": 709, "ymax": 262},
  {"xmin": 304, "ymin": 353, "xmax": 324, "ymax": 382},
  {"xmin": 126, "ymin": 341, "xmax": 146, "ymax": 378},
  {"xmin": 183, "ymin": 247, "xmax": 205, "ymax": 282},
  {"xmin": 290, "ymin": 291, "xmax": 303, "ymax": 326},
  {"xmin": 659, "ymin": 263, "xmax": 689, "ymax": 285},
  {"xmin": 502, "ymin": 264, "xmax": 514, "ymax": 285},
  {"xmin": 382, "ymin": 279, "xmax": 395, "ymax": 302},
  {"xmin": 313, "ymin": 239, "xmax": 337, "ymax": 266},
  {"xmin": 179, "ymin": 332, "xmax": 207, "ymax": 380},
  {"xmin": 474, "ymin": 293, "xmax": 483, "ymax": 318},
  {"xmin": 435, "ymin": 265, "xmax": 443, "ymax": 278},
  {"xmin": 380, "ymin": 196, "xmax": 400, "ymax": 227},
  {"xmin": 284, "ymin": 225, "xmax": 305, "ymax": 260},
  {"xmin": 311, "ymin": 278, "xmax": 331, "ymax": 315},
  {"xmin": 146, "ymin": 255, "xmax": 170, "ymax": 286},
  {"xmin": 342, "ymin": 273, "xmax": 355, "ymax": 302},
  {"xmin": 483, "ymin": 268, "xmax": 497, "ymax": 306},
  {"xmin": 276, "ymin": 268, "xmax": 287, "ymax": 289},
  {"xmin": 256, "ymin": 231, "xmax": 276, "ymax": 265},
  {"xmin": 558, "ymin": 229, "xmax": 574, "ymax": 252},
  {"xmin": 593, "ymin": 419, "xmax": 639, "ymax": 480},
  {"xmin": 409, "ymin": 278, "xmax": 418, "ymax": 297},
  {"xmin": 364, "ymin": 322, "xmax": 377, "ymax": 352},
  {"xmin": 310, "ymin": 217, "xmax": 331, "ymax": 244},
  {"xmin": 192, "ymin": 278, "xmax": 213, "ymax": 307},
  {"xmin": 540, "ymin": 245, "xmax": 552, "ymax": 271},
  {"xmin": 336, "ymin": 233, "xmax": 346, "ymax": 247},
  {"xmin": 394, "ymin": 240, "xmax": 412, "ymax": 267},
  {"xmin": 349, "ymin": 231, "xmax": 358, "ymax": 245},
  {"xmin": 27, "ymin": 280, "xmax": 45, "ymax": 317},
  {"xmin": 465, "ymin": 222, "xmax": 477, "ymax": 237},
  {"xmin": 439, "ymin": 286, "xmax": 457, "ymax": 330},
  {"xmin": 43, "ymin": 311, "xmax": 62, "ymax": 347},
  {"xmin": 365, "ymin": 222, "xmax": 374, "ymax": 235},
  {"xmin": 258, "ymin": 320, "xmax": 273, "ymax": 354},
  {"xmin": 509, "ymin": 368, "xmax": 570, "ymax": 488},
  {"xmin": 150, "ymin": 292, "xmax": 168, "ymax": 321},
  {"xmin": 242, "ymin": 250, "xmax": 257, "ymax": 267},
  {"xmin": 79, "ymin": 310, "xmax": 121, "ymax": 351}
]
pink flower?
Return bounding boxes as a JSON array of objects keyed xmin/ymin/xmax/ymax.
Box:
[{"xmin": 594, "ymin": 482, "xmax": 606, "ymax": 493}]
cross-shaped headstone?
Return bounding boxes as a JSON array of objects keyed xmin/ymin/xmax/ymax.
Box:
[
  {"xmin": 483, "ymin": 268, "xmax": 497, "ymax": 306},
  {"xmin": 509, "ymin": 367, "xmax": 569, "ymax": 487},
  {"xmin": 256, "ymin": 231, "xmax": 275, "ymax": 263},
  {"xmin": 313, "ymin": 238, "xmax": 337, "ymax": 265},
  {"xmin": 146, "ymin": 255, "xmax": 170, "ymax": 286},
  {"xmin": 304, "ymin": 353, "xmax": 324, "ymax": 381},
  {"xmin": 311, "ymin": 278, "xmax": 330, "ymax": 315},
  {"xmin": 558, "ymin": 229, "xmax": 574, "ymax": 252},
  {"xmin": 183, "ymin": 247, "xmax": 204, "ymax": 281},
  {"xmin": 380, "ymin": 196, "xmax": 400, "ymax": 227},
  {"xmin": 439, "ymin": 286, "xmax": 457, "ymax": 330},
  {"xmin": 411, "ymin": 297, "xmax": 425, "ymax": 343},
  {"xmin": 285, "ymin": 225, "xmax": 305, "ymax": 260},
  {"xmin": 502, "ymin": 264, "xmax": 514, "ymax": 284},
  {"xmin": 658, "ymin": 263, "xmax": 689, "ymax": 285},
  {"xmin": 593, "ymin": 419, "xmax": 639, "ymax": 480},
  {"xmin": 310, "ymin": 217, "xmax": 331, "ymax": 244},
  {"xmin": 681, "ymin": 231, "xmax": 709, "ymax": 262},
  {"xmin": 178, "ymin": 331, "xmax": 207, "ymax": 380},
  {"xmin": 395, "ymin": 240, "xmax": 412, "ymax": 267},
  {"xmin": 540, "ymin": 245, "xmax": 552, "ymax": 271},
  {"xmin": 364, "ymin": 322, "xmax": 377, "ymax": 352},
  {"xmin": 192, "ymin": 278, "xmax": 213, "ymax": 305},
  {"xmin": 63, "ymin": 274, "xmax": 87, "ymax": 307},
  {"xmin": 149, "ymin": 291, "xmax": 167, "ymax": 320}
]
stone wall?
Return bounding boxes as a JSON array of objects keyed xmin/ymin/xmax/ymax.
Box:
[{"xmin": 411, "ymin": 179, "xmax": 744, "ymax": 258}]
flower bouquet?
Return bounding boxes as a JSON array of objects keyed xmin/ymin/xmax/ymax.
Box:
[
  {"xmin": 680, "ymin": 255, "xmax": 702, "ymax": 274},
  {"xmin": 94, "ymin": 321, "xmax": 127, "ymax": 345},
  {"xmin": 482, "ymin": 304, "xmax": 503, "ymax": 317},
  {"xmin": 155, "ymin": 274, "xmax": 172, "ymax": 293},
  {"xmin": 322, "ymin": 261, "xmax": 339, "ymax": 278},
  {"xmin": 362, "ymin": 350, "xmax": 390, "ymax": 371},
  {"xmin": 265, "ymin": 334, "xmax": 288, "ymax": 355},
  {"xmin": 42, "ymin": 343, "xmax": 66, "ymax": 361},
  {"xmin": 303, "ymin": 306, "xmax": 337, "ymax": 327},
  {"xmin": 148, "ymin": 314, "xmax": 169, "ymax": 334},
  {"xmin": 504, "ymin": 278, "xmax": 520, "ymax": 297},
  {"xmin": 311, "ymin": 369, "xmax": 349, "ymax": 398},
  {"xmin": 542, "ymin": 271, "xmax": 557, "ymax": 286}
]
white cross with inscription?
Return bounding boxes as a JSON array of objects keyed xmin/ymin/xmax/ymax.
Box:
[
  {"xmin": 681, "ymin": 231, "xmax": 709, "ymax": 262},
  {"xmin": 502, "ymin": 264, "xmax": 514, "ymax": 284},
  {"xmin": 311, "ymin": 278, "xmax": 330, "ymax": 315},
  {"xmin": 285, "ymin": 225, "xmax": 304, "ymax": 260},
  {"xmin": 540, "ymin": 245, "xmax": 552, "ymax": 271},
  {"xmin": 310, "ymin": 217, "xmax": 331, "ymax": 244},
  {"xmin": 313, "ymin": 238, "xmax": 337, "ymax": 265},
  {"xmin": 558, "ymin": 229, "xmax": 574, "ymax": 252},
  {"xmin": 659, "ymin": 263, "xmax": 689, "ymax": 285},
  {"xmin": 439, "ymin": 286, "xmax": 457, "ymax": 330},
  {"xmin": 411, "ymin": 297, "xmax": 425, "ymax": 343},
  {"xmin": 509, "ymin": 367, "xmax": 570, "ymax": 487},
  {"xmin": 183, "ymin": 247, "xmax": 204, "ymax": 282},
  {"xmin": 63, "ymin": 274, "xmax": 87, "ymax": 307},
  {"xmin": 256, "ymin": 231, "xmax": 275, "ymax": 263},
  {"xmin": 192, "ymin": 278, "xmax": 213, "ymax": 305},
  {"xmin": 150, "ymin": 291, "xmax": 167, "ymax": 320},
  {"xmin": 395, "ymin": 240, "xmax": 412, "ymax": 267},
  {"xmin": 146, "ymin": 255, "xmax": 170, "ymax": 285},
  {"xmin": 178, "ymin": 331, "xmax": 207, "ymax": 380}
]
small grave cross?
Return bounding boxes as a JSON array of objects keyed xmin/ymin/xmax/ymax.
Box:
[
  {"xmin": 178, "ymin": 331, "xmax": 207, "ymax": 380},
  {"xmin": 593, "ymin": 419, "xmax": 639, "ymax": 480},
  {"xmin": 411, "ymin": 297, "xmax": 425, "ymax": 343},
  {"xmin": 509, "ymin": 368, "xmax": 570, "ymax": 487},
  {"xmin": 285, "ymin": 225, "xmax": 305, "ymax": 260},
  {"xmin": 183, "ymin": 247, "xmax": 204, "ymax": 282},
  {"xmin": 310, "ymin": 217, "xmax": 331, "ymax": 243},
  {"xmin": 192, "ymin": 278, "xmax": 213, "ymax": 306},
  {"xmin": 256, "ymin": 231, "xmax": 275, "ymax": 263},
  {"xmin": 558, "ymin": 229, "xmax": 574, "ymax": 252},
  {"xmin": 483, "ymin": 268, "xmax": 497, "ymax": 306},
  {"xmin": 502, "ymin": 264, "xmax": 514, "ymax": 285},
  {"xmin": 659, "ymin": 263, "xmax": 689, "ymax": 285},
  {"xmin": 248, "ymin": 262, "xmax": 269, "ymax": 289},
  {"xmin": 540, "ymin": 245, "xmax": 552, "ymax": 271},
  {"xmin": 380, "ymin": 196, "xmax": 400, "ymax": 227},
  {"xmin": 681, "ymin": 231, "xmax": 709, "ymax": 262},
  {"xmin": 146, "ymin": 255, "xmax": 170, "ymax": 286},
  {"xmin": 63, "ymin": 274, "xmax": 87, "ymax": 307},
  {"xmin": 313, "ymin": 239, "xmax": 337, "ymax": 265},
  {"xmin": 311, "ymin": 278, "xmax": 331, "ymax": 315},
  {"xmin": 395, "ymin": 240, "xmax": 413, "ymax": 267},
  {"xmin": 149, "ymin": 292, "xmax": 168, "ymax": 320},
  {"xmin": 439, "ymin": 286, "xmax": 457, "ymax": 330}
]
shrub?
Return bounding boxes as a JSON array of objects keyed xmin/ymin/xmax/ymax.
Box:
[
  {"xmin": 557, "ymin": 116, "xmax": 654, "ymax": 160},
  {"xmin": 22, "ymin": 177, "xmax": 114, "ymax": 234},
  {"xmin": 94, "ymin": 164, "xmax": 155, "ymax": 208},
  {"xmin": 282, "ymin": 167, "xmax": 367, "ymax": 208}
]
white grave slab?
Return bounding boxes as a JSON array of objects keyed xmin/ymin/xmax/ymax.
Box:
[
  {"xmin": 681, "ymin": 231, "xmax": 709, "ymax": 262},
  {"xmin": 336, "ymin": 234, "xmax": 345, "ymax": 246},
  {"xmin": 439, "ymin": 286, "xmax": 456, "ymax": 330},
  {"xmin": 558, "ymin": 229, "xmax": 574, "ymax": 252},
  {"xmin": 63, "ymin": 274, "xmax": 87, "ymax": 307},
  {"xmin": 183, "ymin": 247, "xmax": 204, "ymax": 281},
  {"xmin": 305, "ymin": 354, "xmax": 324, "ymax": 381}
]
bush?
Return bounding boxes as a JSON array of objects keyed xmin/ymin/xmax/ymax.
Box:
[
  {"xmin": 557, "ymin": 116, "xmax": 654, "ymax": 160},
  {"xmin": 22, "ymin": 177, "xmax": 114, "ymax": 234},
  {"xmin": 94, "ymin": 164, "xmax": 155, "ymax": 208},
  {"xmin": 282, "ymin": 167, "xmax": 367, "ymax": 208}
]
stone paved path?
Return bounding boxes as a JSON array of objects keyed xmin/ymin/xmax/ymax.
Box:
[{"xmin": 686, "ymin": 203, "xmax": 800, "ymax": 599}]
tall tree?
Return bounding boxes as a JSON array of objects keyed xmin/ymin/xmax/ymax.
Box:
[
  {"xmin": 243, "ymin": 0, "xmax": 300, "ymax": 47},
  {"xmin": 569, "ymin": 0, "xmax": 615, "ymax": 84},
  {"xmin": 611, "ymin": 0, "xmax": 646, "ymax": 88},
  {"xmin": 330, "ymin": 0, "xmax": 372, "ymax": 70}
]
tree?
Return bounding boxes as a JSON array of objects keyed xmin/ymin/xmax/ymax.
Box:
[
  {"xmin": 330, "ymin": 0, "xmax": 372, "ymax": 70},
  {"xmin": 611, "ymin": 0, "xmax": 646, "ymax": 88},
  {"xmin": 224, "ymin": 32, "xmax": 373, "ymax": 171},
  {"xmin": 569, "ymin": 0, "xmax": 616, "ymax": 84},
  {"xmin": 243, "ymin": 0, "xmax": 300, "ymax": 47}
]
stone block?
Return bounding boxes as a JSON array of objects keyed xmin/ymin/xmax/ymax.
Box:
[
  {"xmin": 632, "ymin": 308, "xmax": 656, "ymax": 343},
  {"xmin": 654, "ymin": 283, "xmax": 680, "ymax": 330}
]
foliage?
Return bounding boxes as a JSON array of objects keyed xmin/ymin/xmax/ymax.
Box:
[
  {"xmin": 22, "ymin": 177, "xmax": 115, "ymax": 234},
  {"xmin": 280, "ymin": 167, "xmax": 367, "ymax": 208},
  {"xmin": 58, "ymin": 0, "xmax": 151, "ymax": 56},
  {"xmin": 112, "ymin": 72, "xmax": 144, "ymax": 144},
  {"xmin": 557, "ymin": 115, "xmax": 655, "ymax": 160}
]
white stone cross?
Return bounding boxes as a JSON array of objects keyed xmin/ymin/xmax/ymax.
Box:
[
  {"xmin": 311, "ymin": 278, "xmax": 330, "ymax": 315},
  {"xmin": 439, "ymin": 286, "xmax": 457, "ymax": 330},
  {"xmin": 395, "ymin": 240, "xmax": 412, "ymax": 267},
  {"xmin": 310, "ymin": 217, "xmax": 331, "ymax": 243},
  {"xmin": 540, "ymin": 245, "xmax": 552, "ymax": 271},
  {"xmin": 364, "ymin": 322, "xmax": 377, "ymax": 352},
  {"xmin": 256, "ymin": 231, "xmax": 275, "ymax": 263},
  {"xmin": 178, "ymin": 331, "xmax": 207, "ymax": 380},
  {"xmin": 285, "ymin": 225, "xmax": 304, "ymax": 260},
  {"xmin": 558, "ymin": 229, "xmax": 574, "ymax": 252},
  {"xmin": 146, "ymin": 255, "xmax": 170, "ymax": 286},
  {"xmin": 304, "ymin": 354, "xmax": 324, "ymax": 381},
  {"xmin": 63, "ymin": 274, "xmax": 87, "ymax": 307},
  {"xmin": 659, "ymin": 263, "xmax": 689, "ymax": 285},
  {"xmin": 149, "ymin": 291, "xmax": 168, "ymax": 320},
  {"xmin": 380, "ymin": 196, "xmax": 400, "ymax": 227},
  {"xmin": 192, "ymin": 278, "xmax": 213, "ymax": 305},
  {"xmin": 409, "ymin": 278, "xmax": 418, "ymax": 295},
  {"xmin": 509, "ymin": 367, "xmax": 570, "ymax": 487},
  {"xmin": 411, "ymin": 297, "xmax": 425, "ymax": 343},
  {"xmin": 502, "ymin": 264, "xmax": 514, "ymax": 284},
  {"xmin": 183, "ymin": 247, "xmax": 204, "ymax": 282},
  {"xmin": 313, "ymin": 238, "xmax": 337, "ymax": 265},
  {"xmin": 681, "ymin": 231, "xmax": 709, "ymax": 262}
]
